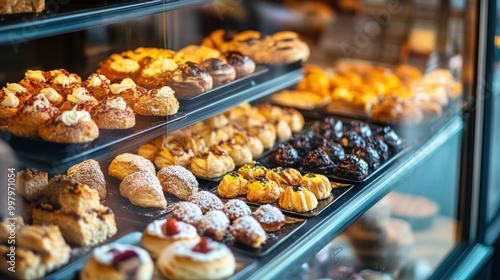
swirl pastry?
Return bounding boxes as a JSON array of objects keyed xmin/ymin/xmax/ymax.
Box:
[
  {"xmin": 91, "ymin": 96, "xmax": 135, "ymax": 129},
  {"xmin": 265, "ymin": 167, "xmax": 302, "ymax": 189},
  {"xmin": 302, "ymin": 148, "xmax": 336, "ymax": 175},
  {"xmin": 170, "ymin": 202, "xmax": 204, "ymax": 227},
  {"xmin": 83, "ymin": 73, "xmax": 111, "ymax": 100},
  {"xmin": 219, "ymin": 139, "xmax": 253, "ymax": 166},
  {"xmin": 223, "ymin": 199, "xmax": 251, "ymax": 221},
  {"xmin": 38, "ymin": 107, "xmax": 99, "ymax": 143},
  {"xmin": 253, "ymin": 204, "xmax": 286, "ymax": 232},
  {"xmin": 299, "ymin": 173, "xmax": 332, "ymax": 200},
  {"xmin": 230, "ymin": 216, "xmax": 267, "ymax": 248},
  {"xmin": 246, "ymin": 177, "xmax": 281, "ymax": 204},
  {"xmin": 167, "ymin": 62, "xmax": 213, "ymax": 99},
  {"xmin": 154, "ymin": 140, "xmax": 194, "ymax": 168},
  {"xmin": 335, "ymin": 154, "xmax": 369, "ymax": 181},
  {"xmin": 278, "ymin": 185, "xmax": 318, "ymax": 213},
  {"xmin": 222, "ymin": 51, "xmax": 256, "ymax": 78},
  {"xmin": 238, "ymin": 161, "xmax": 269, "ymax": 182},
  {"xmin": 217, "ymin": 171, "xmax": 248, "ymax": 198},
  {"xmin": 7, "ymin": 93, "xmax": 59, "ymax": 137},
  {"xmin": 199, "ymin": 58, "xmax": 236, "ymax": 87},
  {"xmin": 157, "ymin": 165, "xmax": 198, "ymax": 200},
  {"xmin": 134, "ymin": 86, "xmax": 179, "ymax": 116},
  {"xmin": 198, "ymin": 210, "xmax": 230, "ymax": 241}
]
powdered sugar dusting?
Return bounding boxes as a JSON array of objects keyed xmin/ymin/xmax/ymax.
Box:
[
  {"xmin": 230, "ymin": 216, "xmax": 266, "ymax": 237},
  {"xmin": 158, "ymin": 165, "xmax": 198, "ymax": 190},
  {"xmin": 189, "ymin": 191, "xmax": 223, "ymax": 213},
  {"xmin": 160, "ymin": 240, "xmax": 230, "ymax": 262},
  {"xmin": 253, "ymin": 204, "xmax": 285, "ymax": 224},
  {"xmin": 114, "ymin": 153, "xmax": 155, "ymax": 174},
  {"xmin": 223, "ymin": 199, "xmax": 251, "ymax": 220},
  {"xmin": 199, "ymin": 210, "xmax": 229, "ymax": 233},
  {"xmin": 171, "ymin": 202, "xmax": 203, "ymax": 225}
]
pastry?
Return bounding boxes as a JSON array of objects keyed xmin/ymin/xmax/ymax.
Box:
[
  {"xmin": 370, "ymin": 98, "xmax": 403, "ymax": 124},
  {"xmin": 253, "ymin": 204, "xmax": 286, "ymax": 232},
  {"xmin": 198, "ymin": 58, "xmax": 236, "ymax": 87},
  {"xmin": 134, "ymin": 86, "xmax": 179, "ymax": 116},
  {"xmin": 167, "ymin": 62, "xmax": 213, "ymax": 99},
  {"xmin": 3, "ymin": 82, "xmax": 32, "ymax": 103},
  {"xmin": 318, "ymin": 142, "xmax": 345, "ymax": 164},
  {"xmin": 157, "ymin": 165, "xmax": 199, "ymax": 200},
  {"xmin": 178, "ymin": 134, "xmax": 208, "ymax": 155},
  {"xmin": 198, "ymin": 210, "xmax": 230, "ymax": 241},
  {"xmin": 219, "ymin": 139, "xmax": 253, "ymax": 166},
  {"xmin": 246, "ymin": 177, "xmax": 281, "ymax": 204},
  {"xmin": 154, "ymin": 140, "xmax": 194, "ymax": 168},
  {"xmin": 119, "ymin": 171, "xmax": 167, "ymax": 209},
  {"xmin": 278, "ymin": 185, "xmax": 318, "ymax": 212},
  {"xmin": 222, "ymin": 51, "xmax": 256, "ymax": 78},
  {"xmin": 189, "ymin": 151, "xmax": 228, "ymax": 179},
  {"xmin": 274, "ymin": 119, "xmax": 293, "ymax": 141},
  {"xmin": 209, "ymin": 146, "xmax": 235, "ymax": 173},
  {"xmin": 229, "ymin": 216, "xmax": 267, "ymax": 248},
  {"xmin": 80, "ymin": 244, "xmax": 153, "ymax": 280},
  {"xmin": 141, "ymin": 218, "xmax": 200, "ymax": 259},
  {"xmin": 339, "ymin": 131, "xmax": 366, "ymax": 150},
  {"xmin": 18, "ymin": 70, "xmax": 49, "ymax": 94},
  {"xmin": 335, "ymin": 154, "xmax": 370, "ymax": 181},
  {"xmin": 287, "ymin": 133, "xmax": 312, "ymax": 157},
  {"xmin": 49, "ymin": 71, "xmax": 81, "ymax": 97},
  {"xmin": 7, "ymin": 93, "xmax": 59, "ymax": 137},
  {"xmin": 121, "ymin": 47, "xmax": 178, "ymax": 62},
  {"xmin": 38, "ymin": 107, "xmax": 99, "ymax": 143},
  {"xmin": 201, "ymin": 29, "xmax": 237, "ymax": 52},
  {"xmin": 98, "ymin": 54, "xmax": 141, "ymax": 82},
  {"xmin": 157, "ymin": 237, "xmax": 236, "ymax": 280},
  {"xmin": 265, "ymin": 167, "xmax": 302, "ymax": 189},
  {"xmin": 248, "ymin": 123, "xmax": 276, "ymax": 149},
  {"xmin": 67, "ymin": 159, "xmax": 107, "ymax": 200},
  {"xmin": 108, "ymin": 153, "xmax": 156, "ymax": 180},
  {"xmin": 311, "ymin": 117, "xmax": 344, "ymax": 141},
  {"xmin": 238, "ymin": 161, "xmax": 269, "ymax": 182},
  {"xmin": 0, "ymin": 92, "xmax": 22, "ymax": 125},
  {"xmin": 233, "ymin": 131, "xmax": 264, "ymax": 158},
  {"xmin": 177, "ymin": 45, "xmax": 221, "ymax": 63},
  {"xmin": 373, "ymin": 126, "xmax": 402, "ymax": 155},
  {"xmin": 136, "ymin": 57, "xmax": 178, "ymax": 89},
  {"xmin": 39, "ymin": 87, "xmax": 63, "ymax": 106},
  {"xmin": 15, "ymin": 168, "xmax": 48, "ymax": 202},
  {"xmin": 226, "ymin": 30, "xmax": 265, "ymax": 58},
  {"xmin": 217, "ymin": 171, "xmax": 248, "ymax": 198},
  {"xmin": 302, "ymin": 148, "xmax": 336, "ymax": 175},
  {"xmin": 253, "ymin": 31, "xmax": 310, "ymax": 64},
  {"xmin": 348, "ymin": 120, "xmax": 372, "ymax": 138},
  {"xmin": 109, "ymin": 78, "xmax": 146, "ymax": 108},
  {"xmin": 170, "ymin": 201, "xmax": 204, "ymax": 227},
  {"xmin": 282, "ymin": 107, "xmax": 305, "ymax": 133},
  {"xmin": 91, "ymin": 96, "xmax": 136, "ymax": 129},
  {"xmin": 296, "ymin": 64, "xmax": 330, "ymax": 96},
  {"xmin": 83, "ymin": 73, "xmax": 111, "ymax": 100},
  {"xmin": 366, "ymin": 137, "xmax": 390, "ymax": 162},
  {"xmin": 201, "ymin": 127, "xmax": 232, "ymax": 147},
  {"xmin": 270, "ymin": 89, "xmax": 329, "ymax": 110},
  {"xmin": 41, "ymin": 174, "xmax": 85, "ymax": 208},
  {"xmin": 352, "ymin": 144, "xmax": 381, "ymax": 170},
  {"xmin": 268, "ymin": 142, "xmax": 302, "ymax": 168},
  {"xmin": 189, "ymin": 191, "xmax": 223, "ymax": 214},
  {"xmin": 137, "ymin": 143, "xmax": 159, "ymax": 162},
  {"xmin": 299, "ymin": 173, "xmax": 332, "ymax": 200},
  {"xmin": 223, "ymin": 199, "xmax": 251, "ymax": 221}
]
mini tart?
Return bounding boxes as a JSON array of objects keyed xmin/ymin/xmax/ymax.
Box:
[
  {"xmin": 134, "ymin": 86, "xmax": 179, "ymax": 116},
  {"xmin": 170, "ymin": 202, "xmax": 204, "ymax": 227},
  {"xmin": 223, "ymin": 199, "xmax": 251, "ymax": 221},
  {"xmin": 0, "ymin": 92, "xmax": 22, "ymax": 125},
  {"xmin": 49, "ymin": 71, "xmax": 82, "ymax": 97},
  {"xmin": 157, "ymin": 238, "xmax": 236, "ymax": 280},
  {"xmin": 198, "ymin": 210, "xmax": 230, "ymax": 241},
  {"xmin": 246, "ymin": 177, "xmax": 281, "ymax": 204},
  {"xmin": 222, "ymin": 51, "xmax": 256, "ymax": 78},
  {"xmin": 265, "ymin": 167, "xmax": 302, "ymax": 189},
  {"xmin": 38, "ymin": 107, "xmax": 99, "ymax": 143},
  {"xmin": 98, "ymin": 54, "xmax": 141, "ymax": 82},
  {"xmin": 80, "ymin": 243, "xmax": 153, "ymax": 280},
  {"xmin": 279, "ymin": 185, "xmax": 318, "ymax": 213},
  {"xmin": 154, "ymin": 140, "xmax": 194, "ymax": 168},
  {"xmin": 136, "ymin": 57, "xmax": 179, "ymax": 89},
  {"xmin": 189, "ymin": 191, "xmax": 223, "ymax": 214},
  {"xmin": 3, "ymin": 82, "xmax": 32, "ymax": 103},
  {"xmin": 238, "ymin": 161, "xmax": 269, "ymax": 182},
  {"xmin": 7, "ymin": 93, "xmax": 59, "ymax": 137},
  {"xmin": 189, "ymin": 151, "xmax": 228, "ymax": 179},
  {"xmin": 167, "ymin": 61, "xmax": 213, "ymax": 99},
  {"xmin": 198, "ymin": 58, "xmax": 236, "ymax": 87},
  {"xmin": 219, "ymin": 139, "xmax": 253, "ymax": 166},
  {"xmin": 230, "ymin": 216, "xmax": 267, "ymax": 248},
  {"xmin": 109, "ymin": 78, "xmax": 146, "ymax": 108},
  {"xmin": 299, "ymin": 173, "xmax": 332, "ymax": 200},
  {"xmin": 91, "ymin": 96, "xmax": 136, "ymax": 130},
  {"xmin": 141, "ymin": 218, "xmax": 200, "ymax": 259},
  {"xmin": 18, "ymin": 70, "xmax": 51, "ymax": 94},
  {"xmin": 253, "ymin": 204, "xmax": 286, "ymax": 232},
  {"xmin": 218, "ymin": 171, "xmax": 248, "ymax": 198},
  {"xmin": 83, "ymin": 73, "xmax": 111, "ymax": 100}
]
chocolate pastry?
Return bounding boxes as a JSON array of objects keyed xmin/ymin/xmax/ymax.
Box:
[
  {"xmin": 198, "ymin": 58, "xmax": 236, "ymax": 87},
  {"xmin": 352, "ymin": 144, "xmax": 381, "ymax": 170},
  {"xmin": 302, "ymin": 148, "xmax": 335, "ymax": 175},
  {"xmin": 348, "ymin": 120, "xmax": 372, "ymax": 138},
  {"xmin": 374, "ymin": 126, "xmax": 402, "ymax": 155},
  {"xmin": 366, "ymin": 137, "xmax": 389, "ymax": 162},
  {"xmin": 167, "ymin": 61, "xmax": 213, "ymax": 98},
  {"xmin": 308, "ymin": 133, "xmax": 328, "ymax": 149},
  {"xmin": 268, "ymin": 143, "xmax": 301, "ymax": 168},
  {"xmin": 339, "ymin": 131, "xmax": 366, "ymax": 150},
  {"xmin": 287, "ymin": 133, "xmax": 312, "ymax": 157},
  {"xmin": 312, "ymin": 117, "xmax": 343, "ymax": 141},
  {"xmin": 223, "ymin": 51, "xmax": 256, "ymax": 78},
  {"xmin": 335, "ymin": 154, "xmax": 369, "ymax": 181},
  {"xmin": 319, "ymin": 142, "xmax": 345, "ymax": 164}
]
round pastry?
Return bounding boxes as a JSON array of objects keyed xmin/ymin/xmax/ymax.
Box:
[
  {"xmin": 167, "ymin": 62, "xmax": 213, "ymax": 99},
  {"xmin": 154, "ymin": 140, "xmax": 194, "ymax": 168},
  {"xmin": 352, "ymin": 144, "xmax": 381, "ymax": 170},
  {"xmin": 287, "ymin": 133, "xmax": 312, "ymax": 157},
  {"xmin": 157, "ymin": 165, "xmax": 198, "ymax": 200},
  {"xmin": 177, "ymin": 45, "xmax": 221, "ymax": 63},
  {"xmin": 222, "ymin": 51, "xmax": 256, "ymax": 78},
  {"xmin": 49, "ymin": 71, "xmax": 81, "ymax": 97},
  {"xmin": 189, "ymin": 151, "xmax": 228, "ymax": 179},
  {"xmin": 98, "ymin": 54, "xmax": 141, "ymax": 82},
  {"xmin": 311, "ymin": 117, "xmax": 344, "ymax": 141},
  {"xmin": 83, "ymin": 73, "xmax": 111, "ymax": 100},
  {"xmin": 232, "ymin": 131, "xmax": 264, "ymax": 158},
  {"xmin": 252, "ymin": 204, "xmax": 286, "ymax": 232},
  {"xmin": 246, "ymin": 177, "xmax": 281, "ymax": 204},
  {"xmin": 366, "ymin": 137, "xmax": 390, "ymax": 162},
  {"xmin": 157, "ymin": 237, "xmax": 236, "ymax": 280},
  {"xmin": 302, "ymin": 148, "xmax": 336, "ymax": 175},
  {"xmin": 170, "ymin": 202, "xmax": 204, "ymax": 227},
  {"xmin": 248, "ymin": 123, "xmax": 276, "ymax": 149},
  {"xmin": 198, "ymin": 58, "xmax": 236, "ymax": 87},
  {"xmin": 109, "ymin": 78, "xmax": 146, "ymax": 108},
  {"xmin": 373, "ymin": 126, "xmax": 402, "ymax": 155},
  {"xmin": 223, "ymin": 199, "xmax": 251, "ymax": 221},
  {"xmin": 201, "ymin": 29, "xmax": 237, "ymax": 52},
  {"xmin": 18, "ymin": 70, "xmax": 50, "ymax": 94},
  {"xmin": 299, "ymin": 173, "xmax": 332, "ymax": 200},
  {"xmin": 318, "ymin": 142, "xmax": 345, "ymax": 164},
  {"xmin": 265, "ymin": 167, "xmax": 302, "ymax": 189},
  {"xmin": 334, "ymin": 154, "xmax": 370, "ymax": 181},
  {"xmin": 230, "ymin": 216, "xmax": 267, "ymax": 248},
  {"xmin": 219, "ymin": 139, "xmax": 253, "ymax": 166},
  {"xmin": 274, "ymin": 119, "xmax": 293, "ymax": 141},
  {"xmin": 60, "ymin": 87, "xmax": 98, "ymax": 111},
  {"xmin": 121, "ymin": 47, "xmax": 178, "ymax": 62},
  {"xmin": 217, "ymin": 171, "xmax": 248, "ymax": 198},
  {"xmin": 141, "ymin": 218, "xmax": 200, "ymax": 259},
  {"xmin": 339, "ymin": 131, "xmax": 366, "ymax": 150},
  {"xmin": 205, "ymin": 114, "xmax": 230, "ymax": 128},
  {"xmin": 198, "ymin": 210, "xmax": 230, "ymax": 241},
  {"xmin": 134, "ymin": 86, "xmax": 179, "ymax": 116},
  {"xmin": 282, "ymin": 107, "xmax": 305, "ymax": 133},
  {"xmin": 254, "ymin": 103, "xmax": 283, "ymax": 122},
  {"xmin": 91, "ymin": 96, "xmax": 136, "ymax": 130},
  {"xmin": 7, "ymin": 93, "xmax": 59, "ymax": 137},
  {"xmin": 348, "ymin": 120, "xmax": 372, "ymax": 138},
  {"xmin": 119, "ymin": 171, "xmax": 167, "ymax": 209},
  {"xmin": 67, "ymin": 159, "xmax": 107, "ymax": 200},
  {"xmin": 136, "ymin": 57, "xmax": 178, "ymax": 89},
  {"xmin": 189, "ymin": 191, "xmax": 223, "ymax": 214},
  {"xmin": 209, "ymin": 146, "xmax": 235, "ymax": 173},
  {"xmin": 227, "ymin": 30, "xmax": 265, "ymax": 57},
  {"xmin": 0, "ymin": 93, "xmax": 22, "ymax": 125},
  {"xmin": 108, "ymin": 153, "xmax": 156, "ymax": 180},
  {"xmin": 80, "ymin": 244, "xmax": 153, "ymax": 280},
  {"xmin": 278, "ymin": 185, "xmax": 318, "ymax": 213},
  {"xmin": 3, "ymin": 82, "xmax": 32, "ymax": 103},
  {"xmin": 38, "ymin": 107, "xmax": 99, "ymax": 143},
  {"xmin": 253, "ymin": 31, "xmax": 310, "ymax": 64},
  {"xmin": 267, "ymin": 143, "xmax": 301, "ymax": 168},
  {"xmin": 39, "ymin": 87, "xmax": 63, "ymax": 106},
  {"xmin": 238, "ymin": 161, "xmax": 269, "ymax": 182}
]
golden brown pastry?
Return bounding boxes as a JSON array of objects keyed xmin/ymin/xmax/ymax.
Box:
[
  {"xmin": 137, "ymin": 143, "xmax": 160, "ymax": 162},
  {"xmin": 119, "ymin": 171, "xmax": 167, "ymax": 209},
  {"xmin": 157, "ymin": 165, "xmax": 199, "ymax": 200},
  {"xmin": 91, "ymin": 96, "xmax": 136, "ymax": 130},
  {"xmin": 248, "ymin": 123, "xmax": 277, "ymax": 149},
  {"xmin": 49, "ymin": 71, "xmax": 82, "ymax": 97},
  {"xmin": 38, "ymin": 107, "xmax": 99, "ymax": 143},
  {"xmin": 219, "ymin": 139, "xmax": 253, "ymax": 166},
  {"xmin": 229, "ymin": 216, "xmax": 267, "ymax": 248},
  {"xmin": 209, "ymin": 146, "xmax": 235, "ymax": 173},
  {"xmin": 134, "ymin": 86, "xmax": 179, "ymax": 116},
  {"xmin": 154, "ymin": 140, "xmax": 194, "ymax": 168},
  {"xmin": 252, "ymin": 204, "xmax": 286, "ymax": 232},
  {"xmin": 177, "ymin": 134, "xmax": 208, "ymax": 155},
  {"xmin": 109, "ymin": 78, "xmax": 146, "ymax": 108},
  {"xmin": 265, "ymin": 167, "xmax": 302, "ymax": 189},
  {"xmin": 7, "ymin": 93, "xmax": 59, "ymax": 137},
  {"xmin": 67, "ymin": 159, "xmax": 107, "ymax": 200},
  {"xmin": 98, "ymin": 53, "xmax": 141, "ymax": 82},
  {"xmin": 18, "ymin": 70, "xmax": 49, "ymax": 94},
  {"xmin": 0, "ymin": 92, "xmax": 22, "ymax": 125},
  {"xmin": 217, "ymin": 171, "xmax": 248, "ymax": 199},
  {"xmin": 282, "ymin": 107, "xmax": 305, "ymax": 133},
  {"xmin": 279, "ymin": 185, "xmax": 318, "ymax": 212},
  {"xmin": 167, "ymin": 62, "xmax": 213, "ymax": 99},
  {"xmin": 82, "ymin": 73, "xmax": 111, "ymax": 100},
  {"xmin": 15, "ymin": 168, "xmax": 48, "ymax": 202},
  {"xmin": 253, "ymin": 31, "xmax": 310, "ymax": 64},
  {"xmin": 233, "ymin": 131, "xmax": 264, "ymax": 158},
  {"xmin": 3, "ymin": 82, "xmax": 32, "ymax": 103},
  {"xmin": 108, "ymin": 153, "xmax": 156, "ymax": 180},
  {"xmin": 296, "ymin": 64, "xmax": 330, "ymax": 96},
  {"xmin": 238, "ymin": 161, "xmax": 269, "ymax": 182},
  {"xmin": 39, "ymin": 87, "xmax": 63, "ymax": 106},
  {"xmin": 189, "ymin": 151, "xmax": 228, "ymax": 179},
  {"xmin": 246, "ymin": 177, "xmax": 281, "ymax": 204},
  {"xmin": 136, "ymin": 57, "xmax": 178, "ymax": 89},
  {"xmin": 59, "ymin": 86, "xmax": 98, "ymax": 112},
  {"xmin": 299, "ymin": 173, "xmax": 332, "ymax": 200},
  {"xmin": 197, "ymin": 210, "xmax": 230, "ymax": 241}
]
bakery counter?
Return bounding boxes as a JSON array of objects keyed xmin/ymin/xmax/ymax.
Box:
[{"xmin": 231, "ymin": 116, "xmax": 463, "ymax": 280}]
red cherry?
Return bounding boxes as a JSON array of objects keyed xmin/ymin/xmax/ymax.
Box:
[
  {"xmin": 111, "ymin": 250, "xmax": 139, "ymax": 269},
  {"xmin": 162, "ymin": 218, "xmax": 180, "ymax": 236},
  {"xmin": 192, "ymin": 237, "xmax": 213, "ymax": 253}
]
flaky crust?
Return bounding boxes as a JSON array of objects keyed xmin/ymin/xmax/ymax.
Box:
[
  {"xmin": 279, "ymin": 186, "xmax": 318, "ymax": 213},
  {"xmin": 119, "ymin": 171, "xmax": 167, "ymax": 209},
  {"xmin": 189, "ymin": 152, "xmax": 227, "ymax": 179},
  {"xmin": 299, "ymin": 173, "xmax": 332, "ymax": 200},
  {"xmin": 246, "ymin": 178, "xmax": 281, "ymax": 204},
  {"xmin": 217, "ymin": 172, "xmax": 248, "ymax": 198},
  {"xmin": 108, "ymin": 153, "xmax": 156, "ymax": 181}
]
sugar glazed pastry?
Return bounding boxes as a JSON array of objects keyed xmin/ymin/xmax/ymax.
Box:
[
  {"xmin": 91, "ymin": 96, "xmax": 136, "ymax": 129},
  {"xmin": 157, "ymin": 237, "xmax": 236, "ymax": 280},
  {"xmin": 141, "ymin": 218, "xmax": 200, "ymax": 259},
  {"xmin": 299, "ymin": 173, "xmax": 332, "ymax": 200},
  {"xmin": 246, "ymin": 177, "xmax": 281, "ymax": 204},
  {"xmin": 108, "ymin": 153, "xmax": 156, "ymax": 180},
  {"xmin": 189, "ymin": 191, "xmax": 223, "ymax": 214},
  {"xmin": 119, "ymin": 171, "xmax": 167, "ymax": 209},
  {"xmin": 223, "ymin": 199, "xmax": 251, "ymax": 221},
  {"xmin": 38, "ymin": 106, "xmax": 99, "ymax": 143},
  {"xmin": 80, "ymin": 244, "xmax": 154, "ymax": 280},
  {"xmin": 170, "ymin": 201, "xmax": 204, "ymax": 227},
  {"xmin": 230, "ymin": 216, "xmax": 267, "ymax": 248},
  {"xmin": 67, "ymin": 159, "xmax": 107, "ymax": 199},
  {"xmin": 7, "ymin": 93, "xmax": 59, "ymax": 137},
  {"xmin": 134, "ymin": 86, "xmax": 179, "ymax": 116},
  {"xmin": 157, "ymin": 165, "xmax": 199, "ymax": 200},
  {"xmin": 217, "ymin": 171, "xmax": 248, "ymax": 198},
  {"xmin": 198, "ymin": 210, "xmax": 230, "ymax": 241},
  {"xmin": 279, "ymin": 185, "xmax": 318, "ymax": 213}
]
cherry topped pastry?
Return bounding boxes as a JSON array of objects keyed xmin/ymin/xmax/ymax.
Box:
[{"xmin": 192, "ymin": 237, "xmax": 213, "ymax": 254}]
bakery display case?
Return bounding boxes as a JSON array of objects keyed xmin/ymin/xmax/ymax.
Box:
[{"xmin": 0, "ymin": 0, "xmax": 498, "ymax": 279}]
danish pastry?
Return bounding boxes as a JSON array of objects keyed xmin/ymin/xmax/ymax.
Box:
[
  {"xmin": 217, "ymin": 171, "xmax": 248, "ymax": 198},
  {"xmin": 189, "ymin": 151, "xmax": 228, "ymax": 179},
  {"xmin": 154, "ymin": 140, "xmax": 194, "ymax": 168},
  {"xmin": 246, "ymin": 177, "xmax": 281, "ymax": 204},
  {"xmin": 299, "ymin": 173, "xmax": 332, "ymax": 200},
  {"xmin": 265, "ymin": 167, "xmax": 302, "ymax": 189},
  {"xmin": 98, "ymin": 54, "xmax": 141, "ymax": 82}
]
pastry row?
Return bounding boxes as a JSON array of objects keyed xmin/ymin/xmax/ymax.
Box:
[{"xmin": 137, "ymin": 102, "xmax": 305, "ymax": 178}]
